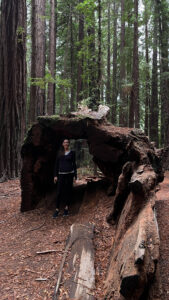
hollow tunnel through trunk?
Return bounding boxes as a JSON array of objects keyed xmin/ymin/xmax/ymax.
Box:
[
  {"xmin": 20, "ymin": 112, "xmax": 163, "ymax": 213},
  {"xmin": 21, "ymin": 135, "xmax": 109, "ymax": 213},
  {"xmin": 20, "ymin": 108, "xmax": 164, "ymax": 299},
  {"xmin": 20, "ymin": 122, "xmax": 127, "ymax": 212}
]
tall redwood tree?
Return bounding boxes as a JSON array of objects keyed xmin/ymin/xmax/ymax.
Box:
[
  {"xmin": 150, "ymin": 0, "xmax": 159, "ymax": 146},
  {"xmin": 47, "ymin": 0, "xmax": 57, "ymax": 115},
  {"xmin": 129, "ymin": 0, "xmax": 139, "ymax": 128},
  {"xmin": 0, "ymin": 0, "xmax": 27, "ymax": 180},
  {"xmin": 29, "ymin": 0, "xmax": 46, "ymax": 124}
]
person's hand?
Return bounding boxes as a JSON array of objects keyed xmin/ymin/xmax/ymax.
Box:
[
  {"xmin": 74, "ymin": 178, "xmax": 77, "ymax": 184},
  {"xmin": 54, "ymin": 176, "xmax": 58, "ymax": 184}
]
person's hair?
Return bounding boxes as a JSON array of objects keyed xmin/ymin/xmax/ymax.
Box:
[
  {"xmin": 58, "ymin": 138, "xmax": 70, "ymax": 157},
  {"xmin": 62, "ymin": 138, "xmax": 70, "ymax": 144}
]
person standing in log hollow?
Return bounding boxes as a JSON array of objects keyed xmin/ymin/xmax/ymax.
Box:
[{"xmin": 53, "ymin": 139, "xmax": 77, "ymax": 218}]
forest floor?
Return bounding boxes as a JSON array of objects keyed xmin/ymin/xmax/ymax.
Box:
[
  {"xmin": 0, "ymin": 178, "xmax": 114, "ymax": 300},
  {"xmin": 156, "ymin": 171, "xmax": 169, "ymax": 300},
  {"xmin": 0, "ymin": 172, "xmax": 169, "ymax": 300}
]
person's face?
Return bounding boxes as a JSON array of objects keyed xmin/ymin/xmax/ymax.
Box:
[{"xmin": 63, "ymin": 139, "xmax": 69, "ymax": 151}]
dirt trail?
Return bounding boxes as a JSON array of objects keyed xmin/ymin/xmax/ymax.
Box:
[
  {"xmin": 0, "ymin": 179, "xmax": 114, "ymax": 299},
  {"xmin": 156, "ymin": 171, "xmax": 169, "ymax": 300}
]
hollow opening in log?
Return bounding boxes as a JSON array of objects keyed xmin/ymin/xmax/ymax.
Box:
[
  {"xmin": 21, "ymin": 129, "xmax": 109, "ymax": 212},
  {"xmin": 21, "ymin": 113, "xmax": 163, "ymax": 216}
]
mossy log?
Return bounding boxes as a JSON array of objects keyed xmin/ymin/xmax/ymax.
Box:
[
  {"xmin": 21, "ymin": 106, "xmax": 164, "ymax": 299},
  {"xmin": 21, "ymin": 106, "xmax": 163, "ymax": 212}
]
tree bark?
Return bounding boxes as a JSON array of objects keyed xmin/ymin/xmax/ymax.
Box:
[
  {"xmin": 144, "ymin": 0, "xmax": 150, "ymax": 136},
  {"xmin": 106, "ymin": 0, "xmax": 111, "ymax": 106},
  {"xmin": 112, "ymin": 0, "xmax": 118, "ymax": 125},
  {"xmin": 129, "ymin": 0, "xmax": 139, "ymax": 128},
  {"xmin": 70, "ymin": 5, "xmax": 75, "ymax": 111},
  {"xmin": 77, "ymin": 0, "xmax": 84, "ymax": 103},
  {"xmin": 97, "ymin": 0, "xmax": 102, "ymax": 103},
  {"xmin": 158, "ymin": 0, "xmax": 169, "ymax": 146},
  {"xmin": 88, "ymin": 22, "xmax": 97, "ymax": 110},
  {"xmin": 150, "ymin": 0, "xmax": 159, "ymax": 146},
  {"xmin": 47, "ymin": 0, "xmax": 57, "ymax": 115},
  {"xmin": 29, "ymin": 0, "xmax": 46, "ymax": 124},
  {"xmin": 0, "ymin": 0, "xmax": 26, "ymax": 180},
  {"xmin": 119, "ymin": 0, "xmax": 127, "ymax": 127}
]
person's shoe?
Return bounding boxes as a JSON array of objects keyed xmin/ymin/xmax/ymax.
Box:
[
  {"xmin": 53, "ymin": 210, "xmax": 59, "ymax": 218},
  {"xmin": 63, "ymin": 209, "xmax": 69, "ymax": 217}
]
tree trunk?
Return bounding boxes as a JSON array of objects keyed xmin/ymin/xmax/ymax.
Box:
[
  {"xmin": 0, "ymin": 0, "xmax": 26, "ymax": 180},
  {"xmin": 47, "ymin": 0, "xmax": 57, "ymax": 115},
  {"xmin": 119, "ymin": 0, "xmax": 127, "ymax": 127},
  {"xmin": 29, "ymin": 0, "xmax": 46, "ymax": 124},
  {"xmin": 150, "ymin": 0, "xmax": 159, "ymax": 146},
  {"xmin": 159, "ymin": 0, "xmax": 169, "ymax": 146},
  {"xmin": 129, "ymin": 0, "xmax": 139, "ymax": 128},
  {"xmin": 112, "ymin": 0, "xmax": 118, "ymax": 125},
  {"xmin": 97, "ymin": 0, "xmax": 102, "ymax": 103},
  {"xmin": 106, "ymin": 0, "xmax": 111, "ymax": 106},
  {"xmin": 88, "ymin": 19, "xmax": 97, "ymax": 110},
  {"xmin": 144, "ymin": 2, "xmax": 150, "ymax": 136},
  {"xmin": 59, "ymin": 12, "xmax": 71, "ymax": 115},
  {"xmin": 77, "ymin": 0, "xmax": 84, "ymax": 103},
  {"xmin": 70, "ymin": 5, "xmax": 75, "ymax": 111}
]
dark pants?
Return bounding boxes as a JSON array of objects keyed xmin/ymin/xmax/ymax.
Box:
[{"xmin": 55, "ymin": 173, "xmax": 74, "ymax": 209}]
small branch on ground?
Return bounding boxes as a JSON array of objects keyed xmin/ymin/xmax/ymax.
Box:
[{"xmin": 36, "ymin": 250, "xmax": 61, "ymax": 255}]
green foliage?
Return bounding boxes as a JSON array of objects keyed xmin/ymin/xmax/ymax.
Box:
[
  {"xmin": 16, "ymin": 26, "xmax": 25, "ymax": 43},
  {"xmin": 30, "ymin": 73, "xmax": 71, "ymax": 89},
  {"xmin": 25, "ymin": 0, "xmax": 169, "ymax": 144},
  {"xmin": 16, "ymin": 26, "xmax": 25, "ymax": 35},
  {"xmin": 76, "ymin": 0, "xmax": 96, "ymax": 26}
]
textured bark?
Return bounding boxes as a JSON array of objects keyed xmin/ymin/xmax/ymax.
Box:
[
  {"xmin": 0, "ymin": 0, "xmax": 26, "ymax": 180},
  {"xmin": 150, "ymin": 0, "xmax": 159, "ymax": 147},
  {"xmin": 47, "ymin": 0, "xmax": 57, "ymax": 115},
  {"xmin": 97, "ymin": 0, "xmax": 102, "ymax": 103},
  {"xmin": 20, "ymin": 107, "xmax": 164, "ymax": 298},
  {"xmin": 158, "ymin": 0, "xmax": 169, "ymax": 146},
  {"xmin": 70, "ymin": 6, "xmax": 75, "ymax": 111},
  {"xmin": 20, "ymin": 106, "xmax": 163, "ymax": 211},
  {"xmin": 77, "ymin": 0, "xmax": 84, "ymax": 103},
  {"xmin": 105, "ymin": 192, "xmax": 160, "ymax": 300},
  {"xmin": 129, "ymin": 0, "xmax": 139, "ymax": 128},
  {"xmin": 112, "ymin": 0, "xmax": 118, "ymax": 125},
  {"xmin": 144, "ymin": 1, "xmax": 150, "ymax": 136},
  {"xmin": 88, "ymin": 12, "xmax": 97, "ymax": 110},
  {"xmin": 29, "ymin": 0, "xmax": 46, "ymax": 124},
  {"xmin": 59, "ymin": 23, "xmax": 70, "ymax": 114},
  {"xmin": 63, "ymin": 223, "xmax": 95, "ymax": 300},
  {"xmin": 106, "ymin": 0, "xmax": 111, "ymax": 106},
  {"xmin": 119, "ymin": 0, "xmax": 127, "ymax": 127}
]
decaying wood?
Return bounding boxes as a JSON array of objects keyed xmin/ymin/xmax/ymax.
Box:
[
  {"xmin": 20, "ymin": 106, "xmax": 164, "ymax": 299},
  {"xmin": 63, "ymin": 223, "xmax": 95, "ymax": 300},
  {"xmin": 53, "ymin": 223, "xmax": 95, "ymax": 300},
  {"xmin": 20, "ymin": 107, "xmax": 163, "ymax": 212}
]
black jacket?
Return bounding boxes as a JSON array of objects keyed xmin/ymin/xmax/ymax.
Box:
[{"xmin": 54, "ymin": 150, "xmax": 77, "ymax": 179}]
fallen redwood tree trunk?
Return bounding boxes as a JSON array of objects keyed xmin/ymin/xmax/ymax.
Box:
[{"xmin": 20, "ymin": 105, "xmax": 164, "ymax": 299}]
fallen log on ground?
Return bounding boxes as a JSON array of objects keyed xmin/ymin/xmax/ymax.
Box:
[
  {"xmin": 53, "ymin": 223, "xmax": 95, "ymax": 300},
  {"xmin": 20, "ymin": 105, "xmax": 164, "ymax": 299}
]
